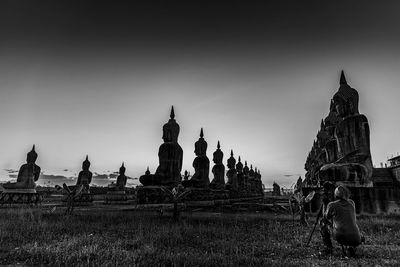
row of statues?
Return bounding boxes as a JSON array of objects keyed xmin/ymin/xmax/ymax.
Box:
[
  {"xmin": 304, "ymin": 71, "xmax": 373, "ymax": 187},
  {"xmin": 2, "ymin": 106, "xmax": 264, "ymax": 199},
  {"xmin": 1, "ymin": 147, "xmax": 128, "ymax": 195},
  {"xmin": 139, "ymin": 106, "xmax": 264, "ymax": 194}
]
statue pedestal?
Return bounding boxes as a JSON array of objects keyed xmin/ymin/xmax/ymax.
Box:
[
  {"xmin": 136, "ymin": 186, "xmax": 173, "ymax": 204},
  {"xmin": 104, "ymin": 190, "xmax": 128, "ymax": 204},
  {"xmin": 0, "ymin": 189, "xmax": 42, "ymax": 205}
]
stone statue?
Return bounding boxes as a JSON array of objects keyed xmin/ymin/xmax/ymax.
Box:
[
  {"xmin": 116, "ymin": 163, "xmax": 127, "ymax": 189},
  {"xmin": 243, "ymin": 160, "xmax": 250, "ymax": 191},
  {"xmin": 248, "ymin": 164, "xmax": 256, "ymax": 192},
  {"xmin": 139, "ymin": 106, "xmax": 183, "ymax": 187},
  {"xmin": 273, "ymin": 182, "xmax": 281, "ymax": 196},
  {"xmin": 76, "ymin": 155, "xmax": 93, "ymax": 193},
  {"xmin": 182, "ymin": 128, "xmax": 210, "ymax": 188},
  {"xmin": 320, "ymin": 71, "xmax": 373, "ymax": 186},
  {"xmin": 109, "ymin": 162, "xmax": 127, "ymax": 191},
  {"xmin": 225, "ymin": 150, "xmax": 238, "ymax": 190},
  {"xmin": 236, "ymin": 156, "xmax": 244, "ymax": 191},
  {"xmin": 3, "ymin": 145, "xmax": 41, "ymax": 190},
  {"xmin": 210, "ymin": 141, "xmax": 225, "ymax": 189}
]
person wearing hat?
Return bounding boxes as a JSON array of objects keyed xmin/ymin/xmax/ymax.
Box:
[{"xmin": 320, "ymin": 185, "xmax": 363, "ymax": 256}]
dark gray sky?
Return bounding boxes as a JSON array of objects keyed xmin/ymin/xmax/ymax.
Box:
[{"xmin": 1, "ymin": 1, "xmax": 400, "ymax": 187}]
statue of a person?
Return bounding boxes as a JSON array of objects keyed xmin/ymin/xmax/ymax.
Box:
[
  {"xmin": 111, "ymin": 162, "xmax": 127, "ymax": 191},
  {"xmin": 236, "ymin": 156, "xmax": 244, "ymax": 191},
  {"xmin": 210, "ymin": 141, "xmax": 225, "ymax": 189},
  {"xmin": 320, "ymin": 71, "xmax": 373, "ymax": 186},
  {"xmin": 182, "ymin": 128, "xmax": 210, "ymax": 188},
  {"xmin": 76, "ymin": 155, "xmax": 92, "ymax": 193},
  {"xmin": 139, "ymin": 106, "xmax": 183, "ymax": 187},
  {"xmin": 3, "ymin": 145, "xmax": 41, "ymax": 190},
  {"xmin": 242, "ymin": 161, "xmax": 250, "ymax": 191},
  {"xmin": 273, "ymin": 182, "xmax": 281, "ymax": 196},
  {"xmin": 225, "ymin": 150, "xmax": 238, "ymax": 191}
]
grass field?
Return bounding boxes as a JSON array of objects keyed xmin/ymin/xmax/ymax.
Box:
[{"xmin": 0, "ymin": 207, "xmax": 399, "ymax": 266}]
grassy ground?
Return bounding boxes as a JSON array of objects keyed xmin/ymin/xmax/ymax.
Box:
[{"xmin": 0, "ymin": 207, "xmax": 399, "ymax": 266}]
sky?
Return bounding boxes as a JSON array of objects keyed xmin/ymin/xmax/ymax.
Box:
[{"xmin": 1, "ymin": 1, "xmax": 400, "ymax": 188}]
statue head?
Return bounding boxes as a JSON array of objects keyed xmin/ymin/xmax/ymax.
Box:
[
  {"xmin": 194, "ymin": 128, "xmax": 207, "ymax": 156},
  {"xmin": 162, "ymin": 106, "xmax": 180, "ymax": 142},
  {"xmin": 82, "ymin": 155, "xmax": 91, "ymax": 171},
  {"xmin": 119, "ymin": 162, "xmax": 126, "ymax": 175},
  {"xmin": 213, "ymin": 141, "xmax": 223, "ymax": 164},
  {"xmin": 332, "ymin": 71, "xmax": 359, "ymax": 118},
  {"xmin": 227, "ymin": 149, "xmax": 236, "ymax": 169},
  {"xmin": 26, "ymin": 145, "xmax": 38, "ymax": 163},
  {"xmin": 236, "ymin": 156, "xmax": 243, "ymax": 172}
]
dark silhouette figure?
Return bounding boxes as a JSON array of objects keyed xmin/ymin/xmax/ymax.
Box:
[
  {"xmin": 182, "ymin": 128, "xmax": 210, "ymax": 188},
  {"xmin": 139, "ymin": 106, "xmax": 183, "ymax": 187},
  {"xmin": 225, "ymin": 150, "xmax": 238, "ymax": 191},
  {"xmin": 3, "ymin": 145, "xmax": 41, "ymax": 190},
  {"xmin": 109, "ymin": 162, "xmax": 127, "ymax": 191},
  {"xmin": 76, "ymin": 155, "xmax": 93, "ymax": 193},
  {"xmin": 243, "ymin": 160, "xmax": 250, "ymax": 191},
  {"xmin": 236, "ymin": 156, "xmax": 244, "ymax": 191},
  {"xmin": 210, "ymin": 141, "xmax": 225, "ymax": 189}
]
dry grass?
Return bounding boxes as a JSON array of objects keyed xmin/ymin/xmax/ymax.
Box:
[{"xmin": 0, "ymin": 207, "xmax": 399, "ymax": 266}]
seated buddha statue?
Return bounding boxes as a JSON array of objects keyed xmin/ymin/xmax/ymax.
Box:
[
  {"xmin": 109, "ymin": 162, "xmax": 127, "ymax": 191},
  {"xmin": 76, "ymin": 155, "xmax": 93, "ymax": 193},
  {"xmin": 320, "ymin": 71, "xmax": 373, "ymax": 186},
  {"xmin": 210, "ymin": 141, "xmax": 225, "ymax": 189},
  {"xmin": 242, "ymin": 161, "xmax": 250, "ymax": 191},
  {"xmin": 139, "ymin": 106, "xmax": 183, "ymax": 187},
  {"xmin": 3, "ymin": 145, "xmax": 41, "ymax": 190},
  {"xmin": 236, "ymin": 156, "xmax": 244, "ymax": 191},
  {"xmin": 182, "ymin": 128, "xmax": 210, "ymax": 188},
  {"xmin": 225, "ymin": 150, "xmax": 238, "ymax": 191}
]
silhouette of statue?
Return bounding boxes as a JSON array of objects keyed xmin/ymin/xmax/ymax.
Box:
[
  {"xmin": 182, "ymin": 128, "xmax": 210, "ymax": 188},
  {"xmin": 248, "ymin": 164, "xmax": 256, "ymax": 192},
  {"xmin": 243, "ymin": 160, "xmax": 250, "ymax": 191},
  {"xmin": 139, "ymin": 106, "xmax": 183, "ymax": 187},
  {"xmin": 76, "ymin": 155, "xmax": 93, "ymax": 193},
  {"xmin": 105, "ymin": 162, "xmax": 128, "ymax": 203},
  {"xmin": 236, "ymin": 156, "xmax": 244, "ymax": 191},
  {"xmin": 210, "ymin": 141, "xmax": 225, "ymax": 189},
  {"xmin": 273, "ymin": 182, "xmax": 281, "ymax": 196},
  {"xmin": 320, "ymin": 71, "xmax": 373, "ymax": 186},
  {"xmin": 3, "ymin": 145, "xmax": 41, "ymax": 190},
  {"xmin": 225, "ymin": 150, "xmax": 238, "ymax": 191},
  {"xmin": 109, "ymin": 163, "xmax": 127, "ymax": 191}
]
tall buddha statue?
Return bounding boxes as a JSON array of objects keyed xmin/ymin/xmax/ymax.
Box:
[
  {"xmin": 210, "ymin": 141, "xmax": 225, "ymax": 189},
  {"xmin": 76, "ymin": 155, "xmax": 93, "ymax": 193},
  {"xmin": 248, "ymin": 164, "xmax": 256, "ymax": 192},
  {"xmin": 236, "ymin": 156, "xmax": 244, "ymax": 191},
  {"xmin": 243, "ymin": 160, "xmax": 250, "ymax": 191},
  {"xmin": 115, "ymin": 162, "xmax": 127, "ymax": 190},
  {"xmin": 182, "ymin": 128, "xmax": 210, "ymax": 188},
  {"xmin": 3, "ymin": 145, "xmax": 41, "ymax": 190},
  {"xmin": 320, "ymin": 71, "xmax": 373, "ymax": 186},
  {"xmin": 225, "ymin": 150, "xmax": 238, "ymax": 190},
  {"xmin": 139, "ymin": 106, "xmax": 183, "ymax": 187}
]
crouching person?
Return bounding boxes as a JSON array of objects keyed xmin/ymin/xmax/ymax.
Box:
[{"xmin": 320, "ymin": 185, "xmax": 364, "ymax": 256}]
